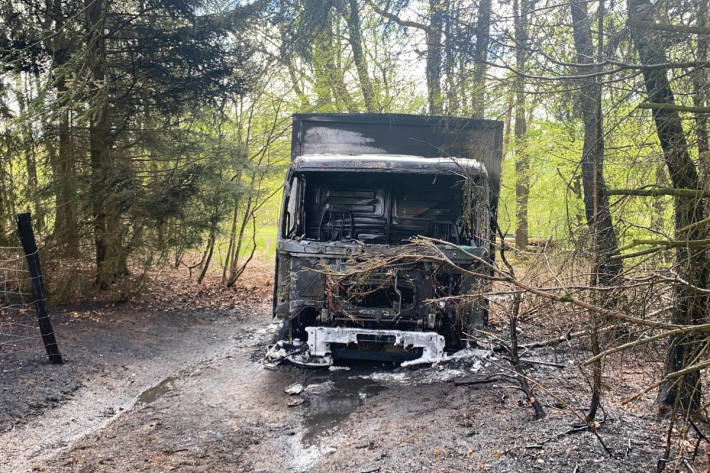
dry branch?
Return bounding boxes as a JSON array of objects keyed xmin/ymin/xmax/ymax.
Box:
[
  {"xmin": 626, "ymin": 20, "xmax": 710, "ymax": 35},
  {"xmin": 638, "ymin": 102, "xmax": 710, "ymax": 114},
  {"xmin": 608, "ymin": 188, "xmax": 710, "ymax": 198},
  {"xmin": 418, "ymin": 237, "xmax": 680, "ymax": 331},
  {"xmin": 583, "ymin": 323, "xmax": 710, "ymax": 365},
  {"xmin": 520, "ymin": 325, "xmax": 619, "ymax": 349}
]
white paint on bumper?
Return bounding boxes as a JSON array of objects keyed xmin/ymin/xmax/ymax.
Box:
[{"xmin": 305, "ymin": 327, "xmax": 445, "ymax": 366}]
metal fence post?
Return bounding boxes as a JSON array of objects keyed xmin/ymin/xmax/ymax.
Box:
[{"xmin": 15, "ymin": 212, "xmax": 64, "ymax": 364}]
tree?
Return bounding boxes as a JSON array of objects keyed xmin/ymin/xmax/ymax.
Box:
[
  {"xmin": 569, "ymin": 0, "xmax": 623, "ymax": 423},
  {"xmin": 513, "ymin": 0, "xmax": 530, "ymax": 248},
  {"xmin": 425, "ymin": 0, "xmax": 444, "ymax": 115},
  {"xmin": 694, "ymin": 0, "xmax": 709, "ymax": 187},
  {"xmin": 0, "ymin": 0, "xmax": 261, "ymax": 288},
  {"xmin": 569, "ymin": 0, "xmax": 622, "ymax": 286},
  {"xmin": 285, "ymin": 0, "xmax": 356, "ymax": 112},
  {"xmin": 370, "ymin": 0, "xmax": 444, "ymax": 115},
  {"xmin": 47, "ymin": 0, "xmax": 81, "ymax": 256},
  {"xmin": 313, "ymin": 12, "xmax": 355, "ymax": 112},
  {"xmin": 471, "ymin": 0, "xmax": 491, "ymax": 118},
  {"xmin": 628, "ymin": 0, "xmax": 710, "ymax": 411},
  {"xmin": 342, "ymin": 0, "xmax": 379, "ymax": 112}
]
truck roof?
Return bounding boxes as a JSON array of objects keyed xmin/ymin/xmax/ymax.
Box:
[
  {"xmin": 290, "ymin": 154, "xmax": 488, "ymax": 176},
  {"xmin": 290, "ymin": 113, "xmax": 503, "ymax": 233}
]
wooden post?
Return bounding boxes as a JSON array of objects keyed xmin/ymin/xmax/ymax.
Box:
[{"xmin": 15, "ymin": 212, "xmax": 64, "ymax": 364}]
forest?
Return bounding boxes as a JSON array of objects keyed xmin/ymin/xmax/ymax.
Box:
[{"xmin": 1, "ymin": 0, "xmax": 709, "ymax": 471}]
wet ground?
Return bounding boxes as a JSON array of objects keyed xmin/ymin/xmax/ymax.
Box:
[{"xmin": 0, "ymin": 300, "xmax": 701, "ymax": 472}]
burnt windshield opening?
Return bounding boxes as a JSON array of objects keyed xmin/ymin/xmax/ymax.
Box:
[{"xmin": 285, "ymin": 171, "xmax": 484, "ymax": 245}]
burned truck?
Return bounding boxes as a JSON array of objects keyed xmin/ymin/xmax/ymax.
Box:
[{"xmin": 272, "ymin": 114, "xmax": 503, "ymax": 366}]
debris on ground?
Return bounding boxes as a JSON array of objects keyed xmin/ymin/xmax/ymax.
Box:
[{"xmin": 285, "ymin": 383, "xmax": 305, "ymax": 395}]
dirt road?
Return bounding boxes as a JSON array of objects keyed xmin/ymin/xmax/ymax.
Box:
[{"xmin": 0, "ymin": 300, "xmax": 677, "ymax": 472}]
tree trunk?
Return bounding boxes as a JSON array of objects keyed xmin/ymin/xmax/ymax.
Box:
[
  {"xmin": 650, "ymin": 162, "xmax": 669, "ymax": 242},
  {"xmin": 368, "ymin": 0, "xmax": 442, "ymax": 114},
  {"xmin": 503, "ymin": 82, "xmax": 514, "ymax": 155},
  {"xmin": 24, "ymin": 129, "xmax": 42, "ymax": 233},
  {"xmin": 14, "ymin": 76, "xmax": 43, "ymax": 232},
  {"xmin": 471, "ymin": 0, "xmax": 491, "ymax": 119},
  {"xmin": 197, "ymin": 232, "xmax": 215, "ymax": 284},
  {"xmin": 426, "ymin": 0, "xmax": 444, "ymax": 115},
  {"xmin": 227, "ymin": 196, "xmax": 254, "ymax": 287},
  {"xmin": 54, "ymin": 108, "xmax": 79, "ymax": 256},
  {"xmin": 0, "ymin": 143, "xmax": 12, "ymax": 245},
  {"xmin": 694, "ymin": 0, "xmax": 709, "ymax": 188},
  {"xmin": 279, "ymin": 13, "xmax": 309, "ymax": 109},
  {"xmin": 222, "ymin": 196, "xmax": 240, "ymax": 284},
  {"xmin": 629, "ymin": 0, "xmax": 710, "ymax": 412},
  {"xmin": 570, "ymin": 0, "xmax": 623, "ymax": 423},
  {"xmin": 85, "ymin": 0, "xmax": 123, "ymax": 288},
  {"xmin": 570, "ymin": 0, "xmax": 622, "ymax": 287},
  {"xmin": 444, "ymin": 0, "xmax": 458, "ymax": 115},
  {"xmin": 312, "ymin": 28, "xmax": 336, "ymax": 109},
  {"xmin": 513, "ymin": 0, "xmax": 529, "ymax": 249},
  {"xmin": 344, "ymin": 0, "xmax": 377, "ymax": 112},
  {"xmin": 312, "ymin": 18, "xmax": 354, "ymax": 113},
  {"xmin": 50, "ymin": 0, "xmax": 80, "ymax": 256},
  {"xmin": 287, "ymin": 59, "xmax": 310, "ymax": 109}
]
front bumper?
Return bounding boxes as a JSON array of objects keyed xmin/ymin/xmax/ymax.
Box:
[{"xmin": 306, "ymin": 326, "xmax": 445, "ymax": 366}]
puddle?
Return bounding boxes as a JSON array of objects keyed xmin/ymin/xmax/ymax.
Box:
[
  {"xmin": 137, "ymin": 375, "xmax": 178, "ymax": 404},
  {"xmin": 136, "ymin": 364, "xmax": 201, "ymax": 405},
  {"xmin": 301, "ymin": 375, "xmax": 386, "ymax": 446},
  {"xmin": 272, "ymin": 355, "xmax": 476, "ymax": 452}
]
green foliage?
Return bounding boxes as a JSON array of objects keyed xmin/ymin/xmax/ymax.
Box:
[
  {"xmin": 499, "ymin": 119, "xmax": 585, "ymax": 241},
  {"xmin": 0, "ymin": 0, "xmax": 705, "ymax": 296}
]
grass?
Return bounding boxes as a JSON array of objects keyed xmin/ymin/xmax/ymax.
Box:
[
  {"xmin": 251, "ymin": 225, "xmax": 278, "ymax": 258},
  {"xmin": 212, "ymin": 224, "xmax": 278, "ymax": 261}
]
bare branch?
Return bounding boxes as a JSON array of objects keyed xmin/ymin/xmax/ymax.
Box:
[
  {"xmin": 366, "ymin": 1, "xmax": 433, "ymax": 34},
  {"xmin": 626, "ymin": 19, "xmax": 710, "ymax": 35},
  {"xmin": 639, "ymin": 102, "xmax": 710, "ymax": 114},
  {"xmin": 608, "ymin": 188, "xmax": 710, "ymax": 198},
  {"xmin": 417, "ymin": 237, "xmax": 680, "ymax": 330}
]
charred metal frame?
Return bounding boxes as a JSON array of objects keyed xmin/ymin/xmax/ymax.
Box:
[{"xmin": 273, "ymin": 114, "xmax": 503, "ymax": 360}]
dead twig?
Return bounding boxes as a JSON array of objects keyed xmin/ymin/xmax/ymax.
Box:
[
  {"xmin": 524, "ymin": 423, "xmax": 594, "ymax": 449},
  {"xmin": 518, "ymin": 357, "xmax": 567, "ymax": 369},
  {"xmin": 453, "ymin": 374, "xmax": 511, "ymax": 386},
  {"xmin": 497, "ymin": 232, "xmax": 546, "ymax": 420},
  {"xmin": 520, "ymin": 325, "xmax": 619, "ymax": 350}
]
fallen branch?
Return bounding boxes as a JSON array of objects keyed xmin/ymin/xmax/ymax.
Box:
[
  {"xmin": 453, "ymin": 374, "xmax": 510, "ymax": 386},
  {"xmin": 621, "ymin": 238, "xmax": 710, "ymax": 249},
  {"xmin": 524, "ymin": 424, "xmax": 591, "ymax": 449},
  {"xmin": 518, "ymin": 357, "xmax": 567, "ymax": 369}
]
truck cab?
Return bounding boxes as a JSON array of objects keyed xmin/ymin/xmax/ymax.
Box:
[{"xmin": 273, "ymin": 114, "xmax": 503, "ymax": 365}]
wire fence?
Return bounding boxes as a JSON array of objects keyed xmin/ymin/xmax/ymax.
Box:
[
  {"xmin": 0, "ymin": 213, "xmax": 63, "ymax": 363},
  {"xmin": 0, "ymin": 246, "xmax": 40, "ymax": 354}
]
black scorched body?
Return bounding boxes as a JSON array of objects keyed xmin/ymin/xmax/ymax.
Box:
[{"xmin": 273, "ymin": 114, "xmax": 503, "ymax": 364}]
